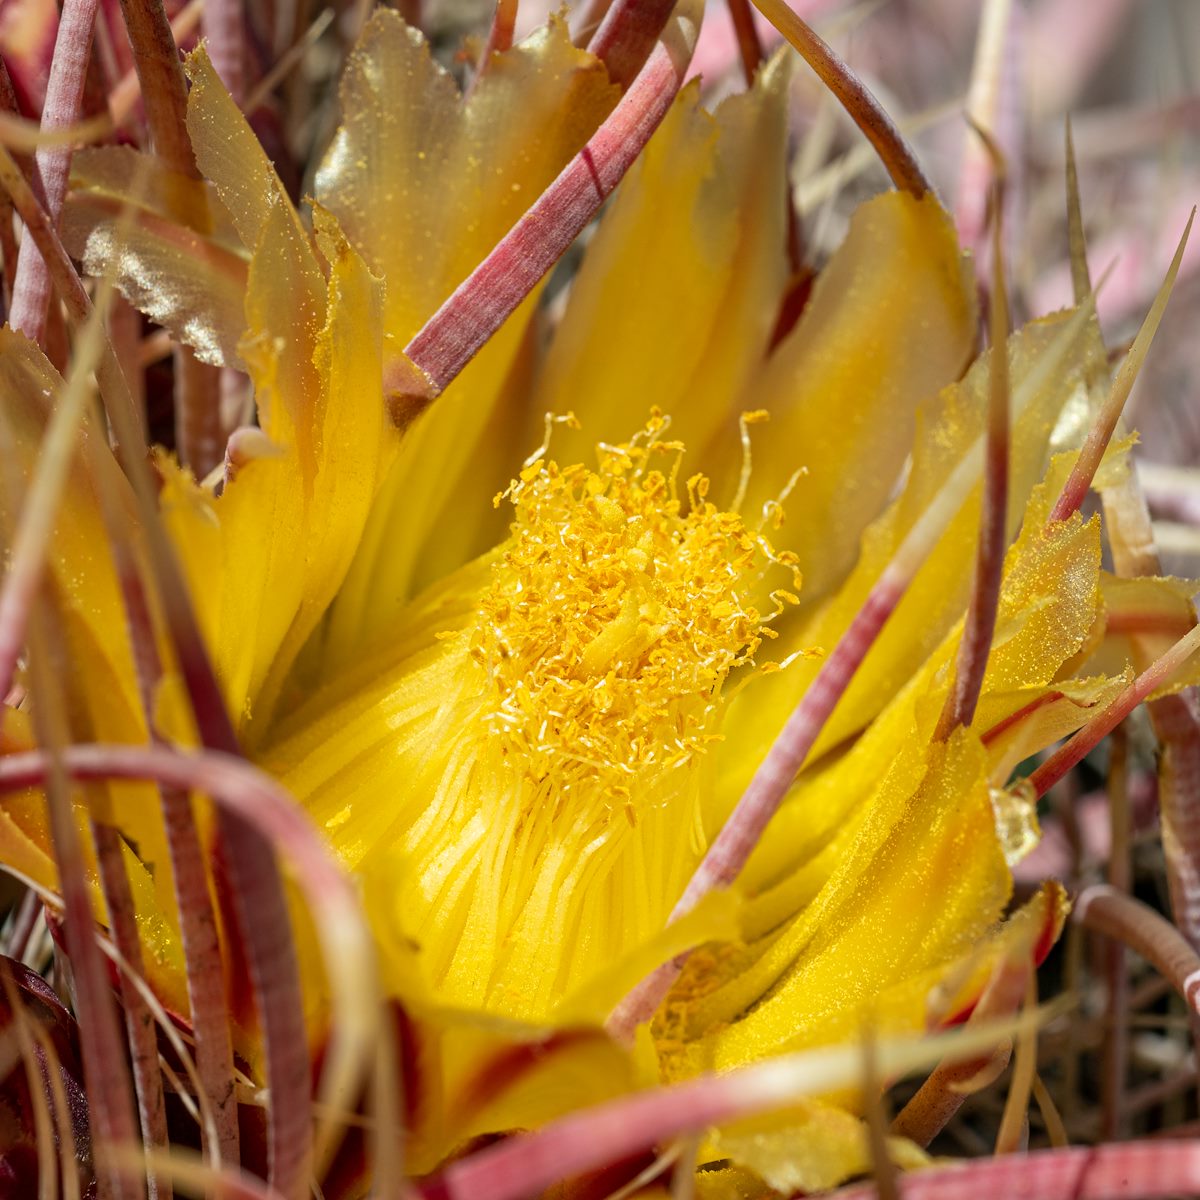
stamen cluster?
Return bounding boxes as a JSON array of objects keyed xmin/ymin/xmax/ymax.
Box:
[{"xmin": 470, "ymin": 420, "xmax": 787, "ymax": 796}]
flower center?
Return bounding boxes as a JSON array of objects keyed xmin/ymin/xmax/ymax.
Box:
[{"xmin": 472, "ymin": 424, "xmax": 775, "ymax": 797}]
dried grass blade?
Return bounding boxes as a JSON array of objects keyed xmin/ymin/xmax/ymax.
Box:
[
  {"xmin": 93, "ymin": 919, "xmax": 224, "ymax": 1161},
  {"xmin": 101, "ymin": 1148, "xmax": 289, "ymax": 1200},
  {"xmin": 31, "ymin": 1019, "xmax": 83, "ymax": 1200},
  {"xmin": 4, "ymin": 889, "xmax": 42, "ymax": 962},
  {"xmin": 994, "ymin": 974, "xmax": 1037, "ymax": 1154},
  {"xmin": 243, "ymin": 10, "xmax": 335, "ymax": 115},
  {"xmin": 1031, "ymin": 1074, "xmax": 1068, "ymax": 1149}
]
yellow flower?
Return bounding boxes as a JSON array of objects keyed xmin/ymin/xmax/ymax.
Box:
[{"xmin": 4, "ymin": 8, "xmax": 1190, "ymax": 1196}]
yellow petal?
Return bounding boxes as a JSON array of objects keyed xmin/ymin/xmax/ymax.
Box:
[
  {"xmin": 699, "ymin": 887, "xmax": 1063, "ymax": 1194},
  {"xmin": 62, "ymin": 146, "xmax": 248, "ymax": 367},
  {"xmin": 269, "ymin": 432, "xmax": 781, "ymax": 1025},
  {"xmin": 316, "ymin": 13, "xmax": 619, "ymax": 659},
  {"xmin": 404, "ymin": 1016, "xmax": 636, "ymax": 1173},
  {"xmin": 717, "ymin": 310, "xmax": 1107, "ymax": 809},
  {"xmin": 530, "ymin": 54, "xmax": 790, "ymax": 481},
  {"xmin": 160, "ymin": 211, "xmax": 394, "ymax": 736},
  {"xmin": 725, "ymin": 191, "xmax": 976, "ymax": 602},
  {"xmin": 185, "ymin": 46, "xmax": 306, "ymax": 253},
  {"xmin": 673, "ymin": 730, "xmax": 1010, "ymax": 1072},
  {"xmin": 706, "ymin": 1103, "xmax": 929, "ymax": 1196}
]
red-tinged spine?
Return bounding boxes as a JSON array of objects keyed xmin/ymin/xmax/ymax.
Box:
[
  {"xmin": 892, "ymin": 950, "xmax": 1029, "ymax": 1147},
  {"xmin": 417, "ymin": 1065, "xmax": 791, "ymax": 1200},
  {"xmin": 114, "ymin": 558, "xmax": 242, "ymax": 1168},
  {"xmin": 937, "ymin": 132, "xmax": 1010, "ymax": 740},
  {"xmin": 0, "ymin": 739, "xmax": 378, "ymax": 1194},
  {"xmin": 689, "ymin": 566, "xmax": 904, "ymax": 899},
  {"xmin": 160, "ymin": 787, "xmax": 243, "ymax": 1163},
  {"xmin": 1152, "ymin": 694, "xmax": 1200, "ymax": 952},
  {"xmin": 0, "ymin": 59, "xmax": 22, "ymax": 313},
  {"xmin": 467, "ymin": 0, "xmax": 520, "ymax": 97},
  {"xmin": 92, "ymin": 819, "xmax": 172, "ymax": 1200},
  {"xmin": 142, "ymin": 510, "xmax": 313, "ymax": 1194},
  {"xmin": 9, "ymin": 0, "xmax": 100, "ymax": 342},
  {"xmin": 1075, "ymin": 885, "xmax": 1200, "ymax": 1020},
  {"xmin": 831, "ymin": 1140, "xmax": 1200, "ymax": 1200},
  {"xmin": 0, "ymin": 743, "xmax": 363, "ymax": 947},
  {"xmin": 588, "ymin": 0, "xmax": 678, "ymax": 88},
  {"xmin": 726, "ymin": 0, "xmax": 765, "ymax": 84},
  {"xmin": 117, "ymin": 0, "xmax": 225, "ymax": 478},
  {"xmin": 747, "ymin": 0, "xmax": 930, "ymax": 197}
]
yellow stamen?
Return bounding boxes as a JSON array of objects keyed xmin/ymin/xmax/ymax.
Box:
[{"xmin": 472, "ymin": 430, "xmax": 772, "ymax": 795}]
